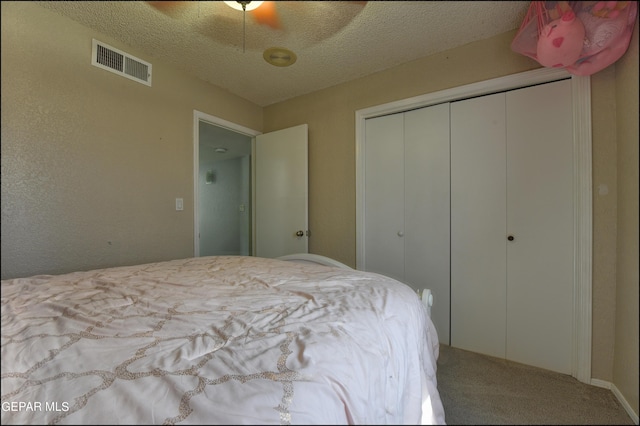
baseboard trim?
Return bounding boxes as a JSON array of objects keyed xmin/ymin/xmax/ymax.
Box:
[
  {"xmin": 591, "ymin": 378, "xmax": 612, "ymax": 389},
  {"xmin": 591, "ymin": 379, "xmax": 639, "ymax": 424}
]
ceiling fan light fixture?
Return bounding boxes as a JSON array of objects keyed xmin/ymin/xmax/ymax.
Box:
[
  {"xmin": 263, "ymin": 47, "xmax": 297, "ymax": 67},
  {"xmin": 224, "ymin": 1, "xmax": 263, "ymax": 12}
]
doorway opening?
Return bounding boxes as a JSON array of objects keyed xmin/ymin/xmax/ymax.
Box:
[{"xmin": 193, "ymin": 111, "xmax": 259, "ymax": 257}]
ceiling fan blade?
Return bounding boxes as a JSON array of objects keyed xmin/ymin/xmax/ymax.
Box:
[
  {"xmin": 146, "ymin": 1, "xmax": 191, "ymax": 18},
  {"xmin": 250, "ymin": 1, "xmax": 281, "ymax": 30}
]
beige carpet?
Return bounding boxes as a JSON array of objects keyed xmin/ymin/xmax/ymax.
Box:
[{"xmin": 436, "ymin": 344, "xmax": 634, "ymax": 425}]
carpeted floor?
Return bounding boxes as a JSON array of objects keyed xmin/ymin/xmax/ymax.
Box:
[{"xmin": 436, "ymin": 344, "xmax": 634, "ymax": 425}]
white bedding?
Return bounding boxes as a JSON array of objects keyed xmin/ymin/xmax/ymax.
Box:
[{"xmin": 1, "ymin": 256, "xmax": 445, "ymax": 425}]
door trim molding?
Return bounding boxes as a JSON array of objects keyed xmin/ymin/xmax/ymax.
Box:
[
  {"xmin": 354, "ymin": 67, "xmax": 592, "ymax": 383},
  {"xmin": 192, "ymin": 110, "xmax": 260, "ymax": 257}
]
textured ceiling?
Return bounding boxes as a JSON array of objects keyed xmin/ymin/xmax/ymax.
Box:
[{"xmin": 35, "ymin": 1, "xmax": 531, "ymax": 106}]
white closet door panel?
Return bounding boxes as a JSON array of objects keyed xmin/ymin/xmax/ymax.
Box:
[
  {"xmin": 363, "ymin": 113, "xmax": 405, "ymax": 281},
  {"xmin": 505, "ymin": 79, "xmax": 574, "ymax": 374},
  {"xmin": 404, "ymin": 104, "xmax": 451, "ymax": 344},
  {"xmin": 450, "ymin": 93, "xmax": 507, "ymax": 359}
]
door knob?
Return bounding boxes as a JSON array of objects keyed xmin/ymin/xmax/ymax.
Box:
[
  {"xmin": 296, "ymin": 230, "xmax": 304, "ymax": 237},
  {"xmin": 397, "ymin": 231, "xmax": 404, "ymax": 237},
  {"xmin": 507, "ymin": 235, "xmax": 515, "ymax": 241}
]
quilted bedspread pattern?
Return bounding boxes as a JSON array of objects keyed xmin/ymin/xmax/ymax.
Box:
[{"xmin": 1, "ymin": 256, "xmax": 445, "ymax": 424}]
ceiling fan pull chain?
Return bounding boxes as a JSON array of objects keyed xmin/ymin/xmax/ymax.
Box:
[{"xmin": 237, "ymin": 1, "xmax": 249, "ymax": 53}]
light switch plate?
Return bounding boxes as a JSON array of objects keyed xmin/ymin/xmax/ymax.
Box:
[{"xmin": 176, "ymin": 198, "xmax": 184, "ymax": 211}]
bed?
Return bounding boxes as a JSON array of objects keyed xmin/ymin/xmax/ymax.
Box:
[{"xmin": 1, "ymin": 255, "xmax": 445, "ymax": 425}]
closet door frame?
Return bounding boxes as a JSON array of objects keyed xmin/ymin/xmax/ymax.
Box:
[{"xmin": 355, "ymin": 67, "xmax": 592, "ymax": 384}]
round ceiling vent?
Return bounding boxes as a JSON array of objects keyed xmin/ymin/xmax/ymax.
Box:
[{"xmin": 263, "ymin": 47, "xmax": 297, "ymax": 67}]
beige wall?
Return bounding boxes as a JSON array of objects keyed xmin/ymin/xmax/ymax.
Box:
[
  {"xmin": 2, "ymin": 0, "xmax": 638, "ymax": 416},
  {"xmin": 614, "ymin": 17, "xmax": 639, "ymax": 417},
  {"xmin": 591, "ymin": 66, "xmax": 619, "ymax": 382},
  {"xmin": 1, "ymin": 2, "xmax": 262, "ymax": 278}
]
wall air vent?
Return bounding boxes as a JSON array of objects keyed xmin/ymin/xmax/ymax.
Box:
[{"xmin": 91, "ymin": 39, "xmax": 152, "ymax": 86}]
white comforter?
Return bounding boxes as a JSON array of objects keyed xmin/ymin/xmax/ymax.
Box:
[{"xmin": 1, "ymin": 256, "xmax": 445, "ymax": 425}]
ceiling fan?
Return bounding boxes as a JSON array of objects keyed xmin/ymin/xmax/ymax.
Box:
[
  {"xmin": 146, "ymin": 1, "xmax": 368, "ymax": 59},
  {"xmin": 223, "ymin": 1, "xmax": 282, "ymax": 30}
]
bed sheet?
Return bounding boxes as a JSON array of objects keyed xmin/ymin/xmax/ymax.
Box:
[{"xmin": 1, "ymin": 256, "xmax": 445, "ymax": 424}]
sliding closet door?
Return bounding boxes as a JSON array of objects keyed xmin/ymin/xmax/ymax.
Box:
[
  {"xmin": 363, "ymin": 113, "xmax": 405, "ymax": 281},
  {"xmin": 450, "ymin": 93, "xmax": 507, "ymax": 359},
  {"xmin": 505, "ymin": 80, "xmax": 573, "ymax": 374},
  {"xmin": 404, "ymin": 104, "xmax": 450, "ymax": 344}
]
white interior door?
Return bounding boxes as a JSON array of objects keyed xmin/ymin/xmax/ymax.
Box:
[
  {"xmin": 505, "ymin": 80, "xmax": 573, "ymax": 374},
  {"xmin": 450, "ymin": 81, "xmax": 574, "ymax": 374},
  {"xmin": 255, "ymin": 124, "xmax": 308, "ymax": 258},
  {"xmin": 363, "ymin": 113, "xmax": 405, "ymax": 280},
  {"xmin": 363, "ymin": 105, "xmax": 450, "ymax": 344},
  {"xmin": 450, "ymin": 92, "xmax": 508, "ymax": 359},
  {"xmin": 404, "ymin": 103, "xmax": 451, "ymax": 345}
]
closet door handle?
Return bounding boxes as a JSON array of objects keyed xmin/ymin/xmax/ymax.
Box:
[{"xmin": 507, "ymin": 235, "xmax": 515, "ymax": 241}]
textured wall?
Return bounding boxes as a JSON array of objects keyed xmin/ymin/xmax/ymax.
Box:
[
  {"xmin": 590, "ymin": 66, "xmax": 619, "ymax": 382},
  {"xmin": 1, "ymin": 2, "xmax": 262, "ymax": 279},
  {"xmin": 614, "ymin": 16, "xmax": 639, "ymax": 417}
]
